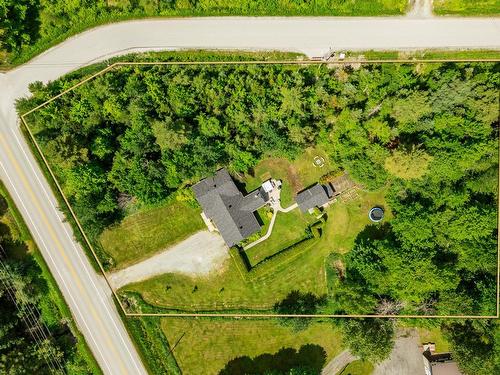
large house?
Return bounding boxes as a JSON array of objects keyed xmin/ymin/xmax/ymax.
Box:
[{"xmin": 192, "ymin": 169, "xmax": 276, "ymax": 247}]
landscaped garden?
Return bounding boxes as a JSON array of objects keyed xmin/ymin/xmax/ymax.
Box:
[
  {"xmin": 245, "ymin": 208, "xmax": 314, "ymax": 266},
  {"xmin": 243, "ymin": 146, "xmax": 336, "ymax": 208},
  {"xmin": 118, "ymin": 188, "xmax": 390, "ymax": 312}
]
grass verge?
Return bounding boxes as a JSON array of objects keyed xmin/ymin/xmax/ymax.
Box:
[
  {"xmin": 121, "ymin": 315, "xmax": 181, "ymax": 375},
  {"xmin": 346, "ymin": 49, "xmax": 500, "ymax": 61},
  {"xmin": 433, "ymin": 0, "xmax": 500, "ymax": 15},
  {"xmin": 339, "ymin": 359, "xmax": 374, "ymax": 375}
]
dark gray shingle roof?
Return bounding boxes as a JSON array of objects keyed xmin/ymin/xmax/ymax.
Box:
[
  {"xmin": 296, "ymin": 184, "xmax": 330, "ymax": 213},
  {"xmin": 192, "ymin": 169, "xmax": 266, "ymax": 247}
]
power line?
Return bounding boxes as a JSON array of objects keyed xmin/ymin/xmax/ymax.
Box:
[{"xmin": 0, "ymin": 243, "xmax": 66, "ymax": 374}]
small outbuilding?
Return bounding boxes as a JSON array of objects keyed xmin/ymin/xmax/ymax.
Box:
[
  {"xmin": 422, "ymin": 344, "xmax": 462, "ymax": 375},
  {"xmin": 296, "ymin": 184, "xmax": 330, "ymax": 214}
]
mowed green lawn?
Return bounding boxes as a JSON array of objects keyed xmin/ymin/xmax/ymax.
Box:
[
  {"xmin": 434, "ymin": 0, "xmax": 500, "ymax": 15},
  {"xmin": 120, "ymin": 189, "xmax": 389, "ymax": 312},
  {"xmin": 161, "ymin": 318, "xmax": 344, "ymax": 375},
  {"xmin": 417, "ymin": 327, "xmax": 450, "ymax": 352},
  {"xmin": 99, "ymin": 201, "xmax": 204, "ymax": 269},
  {"xmin": 339, "ymin": 360, "xmax": 374, "ymax": 375},
  {"xmin": 244, "ymin": 146, "xmax": 337, "ymax": 207},
  {"xmin": 246, "ymin": 209, "xmax": 314, "ymax": 266}
]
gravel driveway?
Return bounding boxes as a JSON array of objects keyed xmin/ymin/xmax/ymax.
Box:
[
  {"xmin": 322, "ymin": 350, "xmax": 358, "ymax": 375},
  {"xmin": 108, "ymin": 230, "xmax": 228, "ymax": 289},
  {"xmin": 373, "ymin": 329, "xmax": 425, "ymax": 375}
]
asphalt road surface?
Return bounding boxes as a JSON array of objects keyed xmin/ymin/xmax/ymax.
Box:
[{"xmin": 0, "ymin": 16, "xmax": 499, "ymax": 375}]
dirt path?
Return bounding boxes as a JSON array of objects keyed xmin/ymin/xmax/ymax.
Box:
[
  {"xmin": 108, "ymin": 230, "xmax": 228, "ymax": 289},
  {"xmin": 407, "ymin": 0, "xmax": 434, "ymax": 18}
]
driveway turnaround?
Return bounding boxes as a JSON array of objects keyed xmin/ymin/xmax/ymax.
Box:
[
  {"xmin": 108, "ymin": 231, "xmax": 228, "ymax": 289},
  {"xmin": 372, "ymin": 330, "xmax": 425, "ymax": 375},
  {"xmin": 0, "ymin": 16, "xmax": 498, "ymax": 375}
]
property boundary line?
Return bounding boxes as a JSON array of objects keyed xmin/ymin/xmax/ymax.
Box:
[{"xmin": 20, "ymin": 57, "xmax": 500, "ymax": 319}]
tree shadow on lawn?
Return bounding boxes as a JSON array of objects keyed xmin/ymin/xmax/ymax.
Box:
[
  {"xmin": 219, "ymin": 343, "xmax": 327, "ymax": 375},
  {"xmin": 353, "ymin": 222, "xmax": 392, "ymax": 244}
]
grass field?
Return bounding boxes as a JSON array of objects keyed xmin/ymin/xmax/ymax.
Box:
[
  {"xmin": 246, "ymin": 209, "xmax": 314, "ymax": 265},
  {"xmin": 339, "ymin": 360, "xmax": 374, "ymax": 375},
  {"xmin": 161, "ymin": 318, "xmax": 344, "ymax": 375},
  {"xmin": 434, "ymin": 0, "xmax": 500, "ymax": 15},
  {"xmin": 120, "ymin": 189, "xmax": 388, "ymax": 312},
  {"xmin": 99, "ymin": 200, "xmax": 204, "ymax": 269}
]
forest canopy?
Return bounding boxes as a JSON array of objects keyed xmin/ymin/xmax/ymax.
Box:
[{"xmin": 18, "ymin": 61, "xmax": 499, "ymax": 317}]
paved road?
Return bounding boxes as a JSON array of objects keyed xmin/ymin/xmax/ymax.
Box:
[
  {"xmin": 108, "ymin": 230, "xmax": 228, "ymax": 289},
  {"xmin": 0, "ymin": 16, "xmax": 499, "ymax": 375}
]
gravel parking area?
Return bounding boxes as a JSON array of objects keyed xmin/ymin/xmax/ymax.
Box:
[{"xmin": 108, "ymin": 230, "xmax": 228, "ymax": 289}]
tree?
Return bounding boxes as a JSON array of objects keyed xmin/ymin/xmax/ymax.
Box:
[
  {"xmin": 0, "ymin": 0, "xmax": 39, "ymax": 52},
  {"xmin": 340, "ymin": 319, "xmax": 395, "ymax": 363},
  {"xmin": 384, "ymin": 147, "xmax": 432, "ymax": 180},
  {"xmin": 274, "ymin": 291, "xmax": 327, "ymax": 331},
  {"xmin": 442, "ymin": 320, "xmax": 500, "ymax": 375}
]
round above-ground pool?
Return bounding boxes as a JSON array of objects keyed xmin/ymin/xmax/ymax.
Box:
[{"xmin": 369, "ymin": 207, "xmax": 384, "ymax": 222}]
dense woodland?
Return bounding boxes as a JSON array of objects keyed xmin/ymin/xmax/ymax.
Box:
[
  {"xmin": 0, "ymin": 187, "xmax": 97, "ymax": 374},
  {"xmin": 18, "ymin": 60, "xmax": 500, "ymax": 374}
]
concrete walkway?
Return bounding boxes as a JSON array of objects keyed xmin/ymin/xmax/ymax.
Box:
[
  {"xmin": 243, "ymin": 209, "xmax": 278, "ymax": 250},
  {"xmin": 279, "ymin": 202, "xmax": 299, "ymax": 213},
  {"xmin": 108, "ymin": 230, "xmax": 228, "ymax": 289}
]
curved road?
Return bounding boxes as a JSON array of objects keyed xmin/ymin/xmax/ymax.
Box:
[{"xmin": 0, "ymin": 17, "xmax": 499, "ymax": 375}]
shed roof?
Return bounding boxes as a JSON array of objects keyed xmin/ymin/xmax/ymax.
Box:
[{"xmin": 296, "ymin": 184, "xmax": 330, "ymax": 213}]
